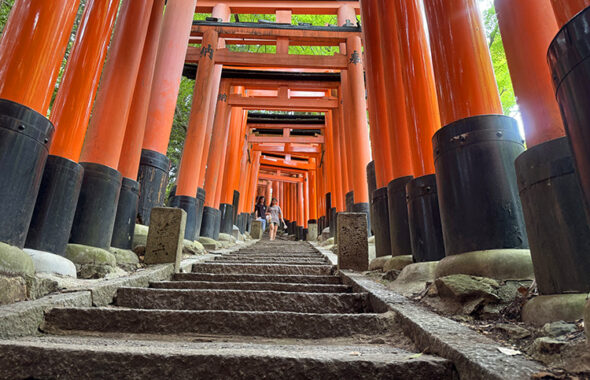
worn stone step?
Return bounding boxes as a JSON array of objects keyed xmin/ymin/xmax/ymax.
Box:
[
  {"xmin": 212, "ymin": 259, "xmax": 329, "ymax": 265},
  {"xmin": 174, "ymin": 272, "xmax": 343, "ymax": 284},
  {"xmin": 151, "ymin": 281, "xmax": 352, "ymax": 293},
  {"xmin": 43, "ymin": 308, "xmax": 397, "ymax": 339},
  {"xmin": 0, "ymin": 337, "xmax": 456, "ymax": 380},
  {"xmin": 116, "ymin": 287, "xmax": 369, "ymax": 313},
  {"xmin": 192, "ymin": 262, "xmax": 335, "ymax": 275},
  {"xmin": 215, "ymin": 256, "xmax": 326, "ymax": 261}
]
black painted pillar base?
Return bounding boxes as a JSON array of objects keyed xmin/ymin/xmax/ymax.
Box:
[
  {"xmin": 200, "ymin": 206, "xmax": 221, "ymax": 240},
  {"xmin": 407, "ymin": 175, "xmax": 445, "ymax": 263},
  {"xmin": 0, "ymin": 99, "xmax": 54, "ymax": 248},
  {"xmin": 219, "ymin": 203, "xmax": 233, "ymax": 235},
  {"xmin": 366, "ymin": 161, "xmax": 376, "ymax": 236},
  {"xmin": 25, "ymin": 155, "xmax": 83, "ymax": 256},
  {"xmin": 296, "ymin": 226, "xmax": 304, "ymax": 241},
  {"xmin": 372, "ymin": 187, "xmax": 391, "ymax": 258},
  {"xmin": 111, "ymin": 178, "xmax": 140, "ymax": 250},
  {"xmin": 169, "ymin": 195, "xmax": 197, "ymax": 240},
  {"xmin": 329, "ymin": 207, "xmax": 337, "ymax": 238},
  {"xmin": 325, "ymin": 193, "xmax": 332, "ymax": 228},
  {"xmin": 345, "ymin": 191, "xmax": 354, "ymax": 212},
  {"xmin": 232, "ymin": 190, "xmax": 240, "ymax": 225},
  {"xmin": 137, "ymin": 149, "xmax": 170, "ymax": 226},
  {"xmin": 433, "ymin": 115, "xmax": 528, "ymax": 256},
  {"xmin": 516, "ymin": 137, "xmax": 590, "ymax": 294},
  {"xmin": 387, "ymin": 176, "xmax": 413, "ymax": 257},
  {"xmin": 70, "ymin": 163, "xmax": 122, "ymax": 250},
  {"xmin": 353, "ymin": 202, "xmax": 370, "ymax": 235},
  {"xmin": 303, "ymin": 228, "xmax": 308, "ymax": 241},
  {"xmin": 194, "ymin": 188, "xmax": 206, "ymax": 238}
]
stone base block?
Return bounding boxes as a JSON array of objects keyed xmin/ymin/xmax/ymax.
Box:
[
  {"xmin": 183, "ymin": 240, "xmax": 206, "ymax": 255},
  {"xmin": 383, "ymin": 255, "xmax": 413, "ymax": 272},
  {"xmin": 0, "ymin": 242, "xmax": 34, "ymax": 277},
  {"xmin": 0, "ymin": 276, "xmax": 26, "ymax": 305},
  {"xmin": 522, "ymin": 293, "xmax": 587, "ymax": 326},
  {"xmin": 198, "ymin": 237, "xmax": 222, "ymax": 251},
  {"xmin": 23, "ymin": 249, "xmax": 76, "ymax": 278},
  {"xmin": 390, "ymin": 262, "xmax": 438, "ymax": 296},
  {"xmin": 109, "ymin": 248, "xmax": 139, "ymax": 271},
  {"xmin": 145, "ymin": 207, "xmax": 186, "ymax": 273},
  {"xmin": 218, "ymin": 233, "xmax": 236, "ymax": 244},
  {"xmin": 369, "ymin": 255, "xmax": 392, "ymax": 271},
  {"xmin": 232, "ymin": 225, "xmax": 240, "ymax": 240},
  {"xmin": 250, "ymin": 220, "xmax": 263, "ymax": 239},
  {"xmin": 308, "ymin": 223, "xmax": 318, "ymax": 241},
  {"xmin": 337, "ymin": 213, "xmax": 368, "ymax": 271},
  {"xmin": 65, "ymin": 244, "xmax": 117, "ymax": 279},
  {"xmin": 435, "ymin": 249, "xmax": 534, "ymax": 281},
  {"xmin": 133, "ymin": 224, "xmax": 149, "ymax": 249}
]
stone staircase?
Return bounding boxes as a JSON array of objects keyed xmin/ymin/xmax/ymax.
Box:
[{"xmin": 0, "ymin": 239, "xmax": 458, "ymax": 379}]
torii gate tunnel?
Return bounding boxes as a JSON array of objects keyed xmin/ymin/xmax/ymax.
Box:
[{"xmin": 1, "ymin": 0, "xmax": 590, "ymax": 301}]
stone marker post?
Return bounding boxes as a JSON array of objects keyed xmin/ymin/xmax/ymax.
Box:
[
  {"xmin": 337, "ymin": 212, "xmax": 368, "ymax": 271},
  {"xmin": 307, "ymin": 222, "xmax": 318, "ymax": 241},
  {"xmin": 250, "ymin": 220, "xmax": 263, "ymax": 239},
  {"xmin": 145, "ymin": 207, "xmax": 186, "ymax": 272}
]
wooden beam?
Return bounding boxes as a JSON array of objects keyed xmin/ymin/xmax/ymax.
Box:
[
  {"xmin": 232, "ymin": 78, "xmax": 339, "ymax": 90},
  {"xmin": 252, "ymin": 143, "xmax": 321, "ymax": 154},
  {"xmin": 249, "ymin": 123, "xmax": 325, "ymax": 130},
  {"xmin": 248, "ymin": 135, "xmax": 325, "ymax": 144},
  {"xmin": 186, "ymin": 48, "xmax": 348, "ymax": 70},
  {"xmin": 260, "ymin": 156, "xmax": 316, "ymax": 170},
  {"xmin": 195, "ymin": 2, "xmax": 361, "ymax": 15},
  {"xmin": 229, "ymin": 94, "xmax": 338, "ymax": 110},
  {"xmin": 191, "ymin": 23, "xmax": 360, "ymax": 46},
  {"xmin": 258, "ymin": 173, "xmax": 303, "ymax": 184}
]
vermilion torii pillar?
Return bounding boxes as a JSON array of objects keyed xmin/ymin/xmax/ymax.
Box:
[
  {"xmin": 425, "ymin": 0, "xmax": 529, "ymax": 264},
  {"xmin": 71, "ymin": 0, "xmax": 154, "ymax": 250},
  {"xmin": 0, "ymin": 0, "xmax": 79, "ymax": 249},
  {"xmin": 495, "ymin": 0, "xmax": 564, "ymax": 147},
  {"xmin": 550, "ymin": 0, "xmax": 590, "ymax": 26},
  {"xmin": 174, "ymin": 5, "xmax": 230, "ymax": 240},
  {"xmin": 24, "ymin": 0, "xmax": 119, "ymax": 256},
  {"xmin": 219, "ymin": 94, "xmax": 246, "ymax": 235},
  {"xmin": 200, "ymin": 81, "xmax": 233, "ymax": 239},
  {"xmin": 388, "ymin": 0, "xmax": 440, "ymax": 177},
  {"xmin": 359, "ymin": 0, "xmax": 394, "ymax": 188},
  {"xmin": 497, "ymin": 0, "xmax": 590, "ymax": 297},
  {"xmin": 137, "ymin": 0, "xmax": 198, "ymax": 226},
  {"xmin": 112, "ymin": 0, "xmax": 166, "ymax": 250}
]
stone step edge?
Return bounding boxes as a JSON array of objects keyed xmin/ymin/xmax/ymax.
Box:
[
  {"xmin": 150, "ymin": 280, "xmax": 351, "ymax": 290},
  {"xmin": 339, "ymin": 271, "xmax": 545, "ymax": 380},
  {"xmin": 0, "ymin": 339, "xmax": 456, "ymax": 379},
  {"xmin": 42, "ymin": 307, "xmax": 397, "ymax": 339}
]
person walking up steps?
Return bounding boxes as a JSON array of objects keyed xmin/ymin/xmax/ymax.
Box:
[{"xmin": 268, "ymin": 198, "xmax": 286, "ymax": 241}]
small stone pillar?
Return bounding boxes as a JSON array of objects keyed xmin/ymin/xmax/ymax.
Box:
[
  {"xmin": 145, "ymin": 207, "xmax": 186, "ymax": 272},
  {"xmin": 337, "ymin": 212, "xmax": 368, "ymax": 271},
  {"xmin": 307, "ymin": 222, "xmax": 318, "ymax": 241},
  {"xmin": 250, "ymin": 220, "xmax": 263, "ymax": 239}
]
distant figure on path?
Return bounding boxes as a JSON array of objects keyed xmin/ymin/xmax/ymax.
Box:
[
  {"xmin": 254, "ymin": 196, "xmax": 267, "ymax": 231},
  {"xmin": 268, "ymin": 198, "xmax": 286, "ymax": 241}
]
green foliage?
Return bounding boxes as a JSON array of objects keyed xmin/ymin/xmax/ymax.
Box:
[
  {"xmin": 167, "ymin": 77, "xmax": 194, "ymax": 188},
  {"xmin": 482, "ymin": 5, "xmax": 517, "ymax": 116},
  {"xmin": 0, "ymin": 0, "xmax": 15, "ymax": 36}
]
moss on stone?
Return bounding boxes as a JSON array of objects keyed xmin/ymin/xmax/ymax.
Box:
[
  {"xmin": 435, "ymin": 249, "xmax": 534, "ymax": 281},
  {"xmin": 133, "ymin": 224, "xmax": 149, "ymax": 248},
  {"xmin": 383, "ymin": 255, "xmax": 413, "ymax": 272},
  {"xmin": 0, "ymin": 242, "xmax": 34, "ymax": 277},
  {"xmin": 66, "ymin": 244, "xmax": 116, "ymax": 266}
]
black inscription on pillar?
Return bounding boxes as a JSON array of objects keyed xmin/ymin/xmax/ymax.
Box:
[
  {"xmin": 349, "ymin": 50, "xmax": 361, "ymax": 65},
  {"xmin": 218, "ymin": 93, "xmax": 228, "ymax": 102},
  {"xmin": 200, "ymin": 44, "xmax": 214, "ymax": 60}
]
